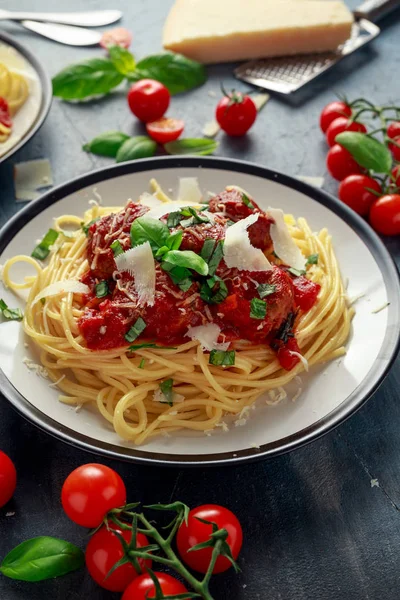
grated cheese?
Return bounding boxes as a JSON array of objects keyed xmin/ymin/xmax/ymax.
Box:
[
  {"xmin": 289, "ymin": 351, "xmax": 309, "ymax": 371},
  {"xmin": 223, "ymin": 213, "xmax": 272, "ymax": 271},
  {"xmin": 22, "ymin": 357, "xmax": 48, "ymax": 379},
  {"xmin": 186, "ymin": 322, "xmax": 229, "ymax": 351},
  {"xmin": 372, "ymin": 302, "xmax": 390, "ymax": 314},
  {"xmin": 32, "ymin": 280, "xmax": 89, "ymax": 306},
  {"xmin": 268, "ymin": 207, "xmax": 306, "ymax": 271},
  {"xmin": 115, "ymin": 242, "xmax": 155, "ymax": 306},
  {"xmin": 146, "ymin": 199, "xmax": 203, "ymax": 220}
]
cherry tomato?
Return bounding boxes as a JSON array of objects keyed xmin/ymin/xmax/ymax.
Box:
[
  {"xmin": 338, "ymin": 174, "xmax": 382, "ymax": 216},
  {"xmin": 326, "ymin": 144, "xmax": 363, "ymax": 181},
  {"xmin": 325, "ymin": 117, "xmax": 367, "ymax": 147},
  {"xmin": 369, "ymin": 194, "xmax": 400, "ymax": 236},
  {"xmin": 146, "ymin": 117, "xmax": 184, "ymax": 144},
  {"xmin": 0, "ymin": 97, "xmax": 12, "ymax": 129},
  {"xmin": 122, "ymin": 572, "xmax": 189, "ymax": 600},
  {"xmin": 176, "ymin": 504, "xmax": 242, "ymax": 574},
  {"xmin": 387, "ymin": 121, "xmax": 400, "ymax": 139},
  {"xmin": 127, "ymin": 80, "xmax": 170, "ymax": 123},
  {"xmin": 391, "ymin": 165, "xmax": 400, "ymax": 188},
  {"xmin": 61, "ymin": 464, "xmax": 126, "ymax": 528},
  {"xmin": 0, "ymin": 451, "xmax": 17, "ymax": 508},
  {"xmin": 100, "ymin": 27, "xmax": 132, "ymax": 49},
  {"xmin": 216, "ymin": 92, "xmax": 257, "ymax": 136},
  {"xmin": 388, "ymin": 135, "xmax": 400, "ymax": 162},
  {"xmin": 85, "ymin": 521, "xmax": 151, "ymax": 591},
  {"xmin": 320, "ymin": 100, "xmax": 352, "ymax": 133}
]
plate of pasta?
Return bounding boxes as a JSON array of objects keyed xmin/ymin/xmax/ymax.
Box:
[
  {"xmin": 0, "ymin": 156, "xmax": 399, "ymax": 465},
  {"xmin": 0, "ymin": 31, "xmax": 51, "ymax": 162}
]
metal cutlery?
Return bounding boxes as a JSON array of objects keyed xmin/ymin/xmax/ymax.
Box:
[{"xmin": 0, "ymin": 9, "xmax": 122, "ymax": 27}]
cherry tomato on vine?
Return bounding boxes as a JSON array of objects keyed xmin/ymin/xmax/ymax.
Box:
[
  {"xmin": 0, "ymin": 451, "xmax": 17, "ymax": 508},
  {"xmin": 391, "ymin": 165, "xmax": 400, "ymax": 188},
  {"xmin": 326, "ymin": 144, "xmax": 363, "ymax": 181},
  {"xmin": 127, "ymin": 79, "xmax": 170, "ymax": 123},
  {"xmin": 0, "ymin": 98, "xmax": 12, "ymax": 129},
  {"xmin": 85, "ymin": 521, "xmax": 152, "ymax": 592},
  {"xmin": 61, "ymin": 464, "xmax": 126, "ymax": 528},
  {"xmin": 122, "ymin": 572, "xmax": 189, "ymax": 600},
  {"xmin": 176, "ymin": 504, "xmax": 243, "ymax": 574},
  {"xmin": 338, "ymin": 175, "xmax": 381, "ymax": 216},
  {"xmin": 369, "ymin": 194, "xmax": 400, "ymax": 236},
  {"xmin": 216, "ymin": 91, "xmax": 257, "ymax": 136},
  {"xmin": 388, "ymin": 135, "xmax": 400, "ymax": 162},
  {"xmin": 319, "ymin": 100, "xmax": 352, "ymax": 133},
  {"xmin": 387, "ymin": 121, "xmax": 400, "ymax": 139},
  {"xmin": 325, "ymin": 117, "xmax": 367, "ymax": 147},
  {"xmin": 146, "ymin": 117, "xmax": 184, "ymax": 143}
]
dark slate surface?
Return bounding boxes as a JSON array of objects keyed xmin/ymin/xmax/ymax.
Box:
[{"xmin": 1, "ymin": 1, "xmax": 400, "ymax": 598}]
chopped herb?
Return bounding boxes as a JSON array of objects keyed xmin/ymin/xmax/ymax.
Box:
[
  {"xmin": 242, "ymin": 193, "xmax": 254, "ymax": 210},
  {"xmin": 306, "ymin": 253, "xmax": 319, "ymax": 265},
  {"xmin": 167, "ymin": 211, "xmax": 182, "ymax": 228},
  {"xmin": 200, "ymin": 238, "xmax": 216, "ymax": 262},
  {"xmin": 95, "ymin": 281, "xmax": 109, "ymax": 298},
  {"xmin": 288, "ymin": 267, "xmax": 307, "ymax": 277},
  {"xmin": 166, "ymin": 230, "xmax": 183, "ymax": 251},
  {"xmin": 257, "ymin": 283, "xmax": 276, "ymax": 299},
  {"xmin": 209, "ymin": 350, "xmax": 235, "ymax": 366},
  {"xmin": 139, "ymin": 358, "xmax": 146, "ymax": 369},
  {"xmin": 250, "ymin": 297, "xmax": 267, "ymax": 319},
  {"xmin": 180, "ymin": 206, "xmax": 210, "ymax": 228},
  {"xmin": 200, "ymin": 239, "xmax": 224, "ymax": 277},
  {"xmin": 128, "ymin": 343, "xmax": 177, "ymax": 351},
  {"xmin": 273, "ymin": 311, "xmax": 296, "ymax": 346},
  {"xmin": 0, "ymin": 299, "xmax": 23, "ymax": 321},
  {"xmin": 110, "ymin": 240, "xmax": 124, "ymax": 256},
  {"xmin": 124, "ymin": 317, "xmax": 146, "ymax": 343},
  {"xmin": 31, "ymin": 229, "xmax": 59, "ymax": 260},
  {"xmin": 81, "ymin": 218, "xmax": 99, "ymax": 236},
  {"xmin": 226, "ymin": 220, "xmax": 235, "ymax": 227},
  {"xmin": 159, "ymin": 378, "xmax": 174, "ymax": 406},
  {"xmin": 200, "ymin": 276, "xmax": 228, "ymax": 304},
  {"xmin": 177, "ymin": 279, "xmax": 193, "ymax": 292},
  {"xmin": 40, "ymin": 298, "xmax": 46, "ymax": 305}
]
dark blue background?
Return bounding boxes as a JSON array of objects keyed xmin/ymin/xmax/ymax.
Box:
[{"xmin": 1, "ymin": 1, "xmax": 400, "ymax": 598}]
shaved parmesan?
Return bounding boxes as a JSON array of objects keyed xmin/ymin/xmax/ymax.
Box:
[
  {"xmin": 138, "ymin": 192, "xmax": 163, "ymax": 209},
  {"xmin": 178, "ymin": 177, "xmax": 203, "ymax": 204},
  {"xmin": 146, "ymin": 200, "xmax": 202, "ymax": 220},
  {"xmin": 268, "ymin": 207, "xmax": 306, "ymax": 271},
  {"xmin": 115, "ymin": 242, "xmax": 155, "ymax": 306},
  {"xmin": 186, "ymin": 323, "xmax": 229, "ymax": 351},
  {"xmin": 32, "ymin": 280, "xmax": 89, "ymax": 306},
  {"xmin": 202, "ymin": 120, "xmax": 220, "ymax": 138},
  {"xmin": 225, "ymin": 185, "xmax": 253, "ymax": 198},
  {"xmin": 223, "ymin": 213, "xmax": 272, "ymax": 271}
]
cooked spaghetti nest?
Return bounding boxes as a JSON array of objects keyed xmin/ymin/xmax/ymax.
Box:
[{"xmin": 1, "ymin": 187, "xmax": 353, "ymax": 445}]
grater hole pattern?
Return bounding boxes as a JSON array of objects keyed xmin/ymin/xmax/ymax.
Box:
[{"xmin": 241, "ymin": 55, "xmax": 337, "ymax": 84}]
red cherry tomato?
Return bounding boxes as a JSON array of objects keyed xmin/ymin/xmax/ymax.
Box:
[
  {"xmin": 369, "ymin": 194, "xmax": 400, "ymax": 236},
  {"xmin": 146, "ymin": 117, "xmax": 184, "ymax": 144},
  {"xmin": 127, "ymin": 80, "xmax": 170, "ymax": 123},
  {"xmin": 177, "ymin": 504, "xmax": 242, "ymax": 574},
  {"xmin": 387, "ymin": 121, "xmax": 400, "ymax": 139},
  {"xmin": 319, "ymin": 100, "xmax": 352, "ymax": 133},
  {"xmin": 326, "ymin": 144, "xmax": 363, "ymax": 181},
  {"xmin": 122, "ymin": 572, "xmax": 189, "ymax": 600},
  {"xmin": 277, "ymin": 337, "xmax": 301, "ymax": 371},
  {"xmin": 388, "ymin": 135, "xmax": 400, "ymax": 162},
  {"xmin": 100, "ymin": 27, "xmax": 132, "ymax": 49},
  {"xmin": 0, "ymin": 97, "xmax": 12, "ymax": 129},
  {"xmin": 61, "ymin": 464, "xmax": 126, "ymax": 528},
  {"xmin": 85, "ymin": 521, "xmax": 151, "ymax": 591},
  {"xmin": 216, "ymin": 92, "xmax": 257, "ymax": 136},
  {"xmin": 338, "ymin": 174, "xmax": 382, "ymax": 216},
  {"xmin": 0, "ymin": 451, "xmax": 17, "ymax": 508},
  {"xmin": 325, "ymin": 117, "xmax": 367, "ymax": 147},
  {"xmin": 391, "ymin": 165, "xmax": 400, "ymax": 188}
]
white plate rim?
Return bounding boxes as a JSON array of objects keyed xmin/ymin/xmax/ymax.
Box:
[{"xmin": 0, "ymin": 155, "xmax": 399, "ymax": 466}]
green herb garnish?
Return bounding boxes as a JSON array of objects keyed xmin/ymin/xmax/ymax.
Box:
[
  {"xmin": 81, "ymin": 218, "xmax": 99, "ymax": 236},
  {"xmin": 159, "ymin": 379, "xmax": 174, "ymax": 406},
  {"xmin": 250, "ymin": 297, "xmax": 267, "ymax": 320},
  {"xmin": 131, "ymin": 216, "xmax": 170, "ymax": 254},
  {"xmin": 209, "ymin": 350, "xmax": 236, "ymax": 366},
  {"xmin": 288, "ymin": 267, "xmax": 307, "ymax": 277},
  {"xmin": 139, "ymin": 358, "xmax": 146, "ymax": 369},
  {"xmin": 0, "ymin": 299, "xmax": 23, "ymax": 321},
  {"xmin": 162, "ymin": 250, "xmax": 208, "ymax": 276},
  {"xmin": 31, "ymin": 229, "xmax": 59, "ymax": 260},
  {"xmin": 242, "ymin": 193, "xmax": 254, "ymax": 210},
  {"xmin": 306, "ymin": 253, "xmax": 319, "ymax": 265},
  {"xmin": 200, "ymin": 276, "xmax": 228, "ymax": 305},
  {"xmin": 95, "ymin": 281, "xmax": 109, "ymax": 298},
  {"xmin": 110, "ymin": 240, "xmax": 124, "ymax": 256},
  {"xmin": 257, "ymin": 283, "xmax": 276, "ymax": 299},
  {"xmin": 124, "ymin": 317, "xmax": 146, "ymax": 343}
]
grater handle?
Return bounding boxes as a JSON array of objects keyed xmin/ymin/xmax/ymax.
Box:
[{"xmin": 354, "ymin": 0, "xmax": 400, "ymax": 22}]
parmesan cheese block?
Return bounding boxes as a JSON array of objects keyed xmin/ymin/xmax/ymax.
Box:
[{"xmin": 163, "ymin": 0, "xmax": 354, "ymax": 64}]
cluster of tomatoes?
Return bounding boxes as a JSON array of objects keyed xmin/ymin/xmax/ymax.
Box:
[{"xmin": 320, "ymin": 100, "xmax": 400, "ymax": 236}]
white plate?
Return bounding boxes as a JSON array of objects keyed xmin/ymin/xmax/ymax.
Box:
[{"xmin": 0, "ymin": 157, "xmax": 399, "ymax": 465}]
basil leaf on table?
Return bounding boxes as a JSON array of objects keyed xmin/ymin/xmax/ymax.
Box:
[
  {"xmin": 116, "ymin": 137, "xmax": 157, "ymax": 163},
  {"xmin": 131, "ymin": 216, "xmax": 170, "ymax": 253},
  {"xmin": 335, "ymin": 132, "xmax": 392, "ymax": 174},
  {"xmin": 108, "ymin": 45, "xmax": 136, "ymax": 76},
  {"xmin": 0, "ymin": 537, "xmax": 84, "ymax": 582},
  {"xmin": 162, "ymin": 250, "xmax": 209, "ymax": 276},
  {"xmin": 52, "ymin": 58, "xmax": 124, "ymax": 100},
  {"xmin": 83, "ymin": 131, "xmax": 130, "ymax": 157},
  {"xmin": 164, "ymin": 138, "xmax": 219, "ymax": 156},
  {"xmin": 0, "ymin": 299, "xmax": 23, "ymax": 321},
  {"xmin": 128, "ymin": 52, "xmax": 207, "ymax": 95}
]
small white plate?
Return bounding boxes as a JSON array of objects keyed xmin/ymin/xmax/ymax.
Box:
[{"xmin": 0, "ymin": 157, "xmax": 399, "ymax": 466}]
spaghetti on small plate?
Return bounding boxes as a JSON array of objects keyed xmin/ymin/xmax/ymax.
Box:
[{"xmin": 1, "ymin": 178, "xmax": 353, "ymax": 444}]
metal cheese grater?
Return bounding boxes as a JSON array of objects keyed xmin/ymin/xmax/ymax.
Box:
[{"xmin": 235, "ymin": 0, "xmax": 400, "ymax": 94}]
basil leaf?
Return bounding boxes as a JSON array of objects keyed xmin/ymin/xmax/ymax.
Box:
[
  {"xmin": 159, "ymin": 379, "xmax": 174, "ymax": 406},
  {"xmin": 95, "ymin": 281, "xmax": 109, "ymax": 298},
  {"xmin": 288, "ymin": 267, "xmax": 306, "ymax": 277},
  {"xmin": 31, "ymin": 229, "xmax": 59, "ymax": 260},
  {"xmin": 125, "ymin": 317, "xmax": 146, "ymax": 343},
  {"xmin": 250, "ymin": 297, "xmax": 267, "ymax": 319},
  {"xmin": 129, "ymin": 343, "xmax": 177, "ymax": 351},
  {"xmin": 0, "ymin": 299, "xmax": 23, "ymax": 321},
  {"xmin": 129, "ymin": 52, "xmax": 207, "ymax": 95},
  {"xmin": 257, "ymin": 283, "xmax": 276, "ymax": 299},
  {"xmin": 167, "ymin": 211, "xmax": 182, "ymax": 228},
  {"xmin": 116, "ymin": 137, "xmax": 157, "ymax": 163},
  {"xmin": 166, "ymin": 230, "xmax": 183, "ymax": 251},
  {"xmin": 155, "ymin": 245, "xmax": 170, "ymax": 258},
  {"xmin": 108, "ymin": 45, "xmax": 136, "ymax": 76},
  {"xmin": 200, "ymin": 239, "xmax": 216, "ymax": 263},
  {"xmin": 110, "ymin": 240, "xmax": 124, "ymax": 256},
  {"xmin": 242, "ymin": 193, "xmax": 254, "ymax": 209},
  {"xmin": 200, "ymin": 277, "xmax": 228, "ymax": 304},
  {"xmin": 336, "ymin": 132, "xmax": 392, "ymax": 174},
  {"xmin": 209, "ymin": 350, "xmax": 235, "ymax": 366},
  {"xmin": 273, "ymin": 312, "xmax": 296, "ymax": 345},
  {"xmin": 52, "ymin": 58, "xmax": 124, "ymax": 100},
  {"xmin": 208, "ymin": 241, "xmax": 224, "ymax": 277},
  {"xmin": 163, "ymin": 250, "xmax": 209, "ymax": 276},
  {"xmin": 81, "ymin": 218, "xmax": 99, "ymax": 236},
  {"xmin": 131, "ymin": 216, "xmax": 170, "ymax": 253},
  {"xmin": 177, "ymin": 278, "xmax": 193, "ymax": 292},
  {"xmin": 0, "ymin": 537, "xmax": 84, "ymax": 582},
  {"xmin": 139, "ymin": 358, "xmax": 146, "ymax": 368},
  {"xmin": 164, "ymin": 138, "xmax": 218, "ymax": 156},
  {"xmin": 83, "ymin": 131, "xmax": 130, "ymax": 157},
  {"xmin": 306, "ymin": 253, "xmax": 319, "ymax": 265}
]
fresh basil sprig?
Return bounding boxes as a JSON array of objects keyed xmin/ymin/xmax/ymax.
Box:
[
  {"xmin": 52, "ymin": 58, "xmax": 125, "ymax": 100},
  {"xmin": 83, "ymin": 131, "xmax": 130, "ymax": 157},
  {"xmin": 131, "ymin": 216, "xmax": 170, "ymax": 253},
  {"xmin": 0, "ymin": 537, "xmax": 84, "ymax": 582},
  {"xmin": 116, "ymin": 137, "xmax": 157, "ymax": 163},
  {"xmin": 162, "ymin": 250, "xmax": 209, "ymax": 276},
  {"xmin": 164, "ymin": 138, "xmax": 219, "ymax": 156},
  {"xmin": 336, "ymin": 132, "xmax": 392, "ymax": 173},
  {"xmin": 108, "ymin": 45, "xmax": 136, "ymax": 76}
]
